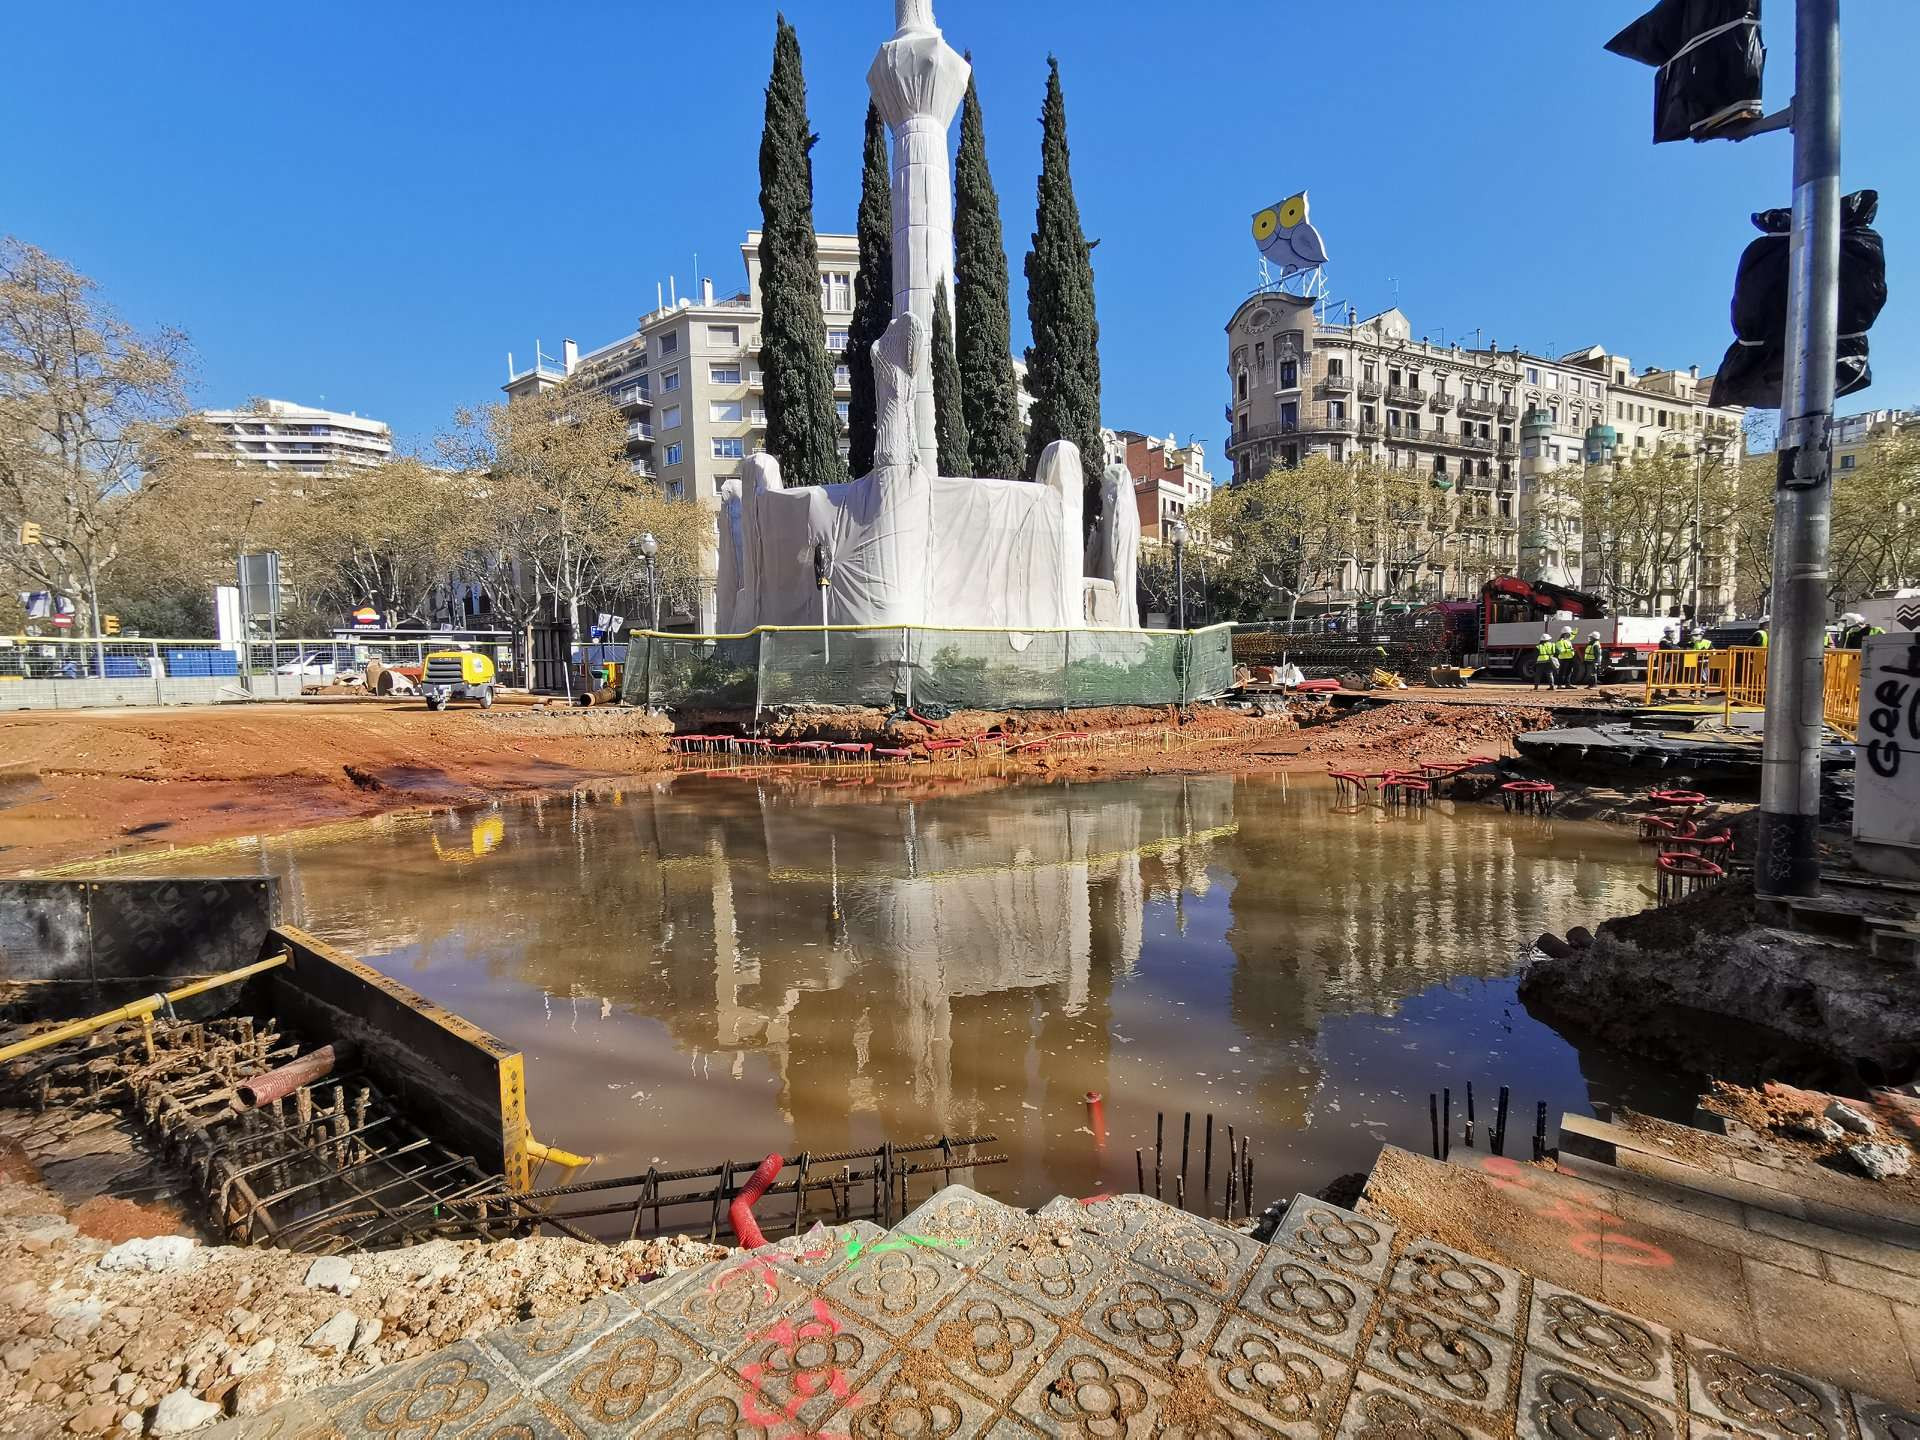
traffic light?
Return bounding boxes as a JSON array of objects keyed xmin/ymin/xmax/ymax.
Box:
[
  {"xmin": 16, "ymin": 521, "xmax": 41, "ymax": 546},
  {"xmin": 1605, "ymin": 0, "xmax": 1764, "ymax": 144},
  {"xmin": 103, "ymin": 614, "xmax": 121, "ymax": 636}
]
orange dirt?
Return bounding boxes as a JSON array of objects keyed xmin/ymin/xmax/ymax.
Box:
[
  {"xmin": 68, "ymin": 1193, "xmax": 190, "ymax": 1244},
  {"xmin": 1, "ymin": 694, "xmax": 1546, "ymax": 874}
]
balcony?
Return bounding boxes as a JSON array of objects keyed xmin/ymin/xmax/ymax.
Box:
[
  {"xmin": 1497, "ymin": 441, "xmax": 1519, "ymax": 459},
  {"xmin": 1227, "ymin": 419, "xmax": 1302, "ymax": 450},
  {"xmin": 1496, "ymin": 402, "xmax": 1520, "ymax": 420},
  {"xmin": 1305, "ymin": 407, "xmax": 1357, "ymax": 434},
  {"xmin": 1386, "ymin": 385, "xmax": 1425, "ymax": 407},
  {"xmin": 1428, "ymin": 391, "xmax": 1455, "ymax": 413},
  {"xmin": 1318, "ymin": 371, "xmax": 1353, "ymax": 394},
  {"xmin": 1460, "ymin": 433, "xmax": 1494, "ymax": 453},
  {"xmin": 1357, "ymin": 418, "xmax": 1381, "ymax": 437},
  {"xmin": 1357, "ymin": 379, "xmax": 1383, "ymax": 399},
  {"xmin": 1458, "ymin": 394, "xmax": 1495, "ymax": 418},
  {"xmin": 626, "ymin": 421, "xmax": 654, "ymax": 441},
  {"xmin": 748, "ymin": 370, "xmax": 764, "ymax": 389},
  {"xmin": 614, "ymin": 386, "xmax": 652, "ymax": 409},
  {"xmin": 750, "ymin": 409, "xmax": 768, "ymax": 426}
]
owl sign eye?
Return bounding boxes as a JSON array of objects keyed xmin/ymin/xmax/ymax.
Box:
[
  {"xmin": 1278, "ymin": 194, "xmax": 1307, "ymax": 229},
  {"xmin": 1252, "ymin": 208, "xmax": 1278, "ymax": 241}
]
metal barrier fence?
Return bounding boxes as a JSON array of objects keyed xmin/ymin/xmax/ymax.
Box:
[
  {"xmin": 621, "ymin": 624, "xmax": 1236, "ymax": 714},
  {"xmin": 1642, "ymin": 644, "xmax": 1863, "ymax": 740},
  {"xmin": 0, "ymin": 636, "xmax": 505, "ymax": 711}
]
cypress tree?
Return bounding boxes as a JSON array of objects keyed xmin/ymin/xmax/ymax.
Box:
[
  {"xmin": 845, "ymin": 101, "xmax": 892, "ymax": 478},
  {"xmin": 931, "ymin": 285, "xmax": 971, "ymax": 476},
  {"xmin": 1022, "ymin": 57, "xmax": 1103, "ymax": 520},
  {"xmin": 756, "ymin": 16, "xmax": 846, "ymax": 488},
  {"xmin": 953, "ymin": 66, "xmax": 1025, "ymax": 481}
]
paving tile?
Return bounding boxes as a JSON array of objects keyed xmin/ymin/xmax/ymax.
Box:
[
  {"xmin": 1523, "ymin": 1279, "xmax": 1679, "ymax": 1407},
  {"xmin": 1207, "ymin": 1315, "xmax": 1352, "ymax": 1436},
  {"xmin": 482, "ymin": 1292, "xmax": 633, "ymax": 1386},
  {"xmin": 1128, "ymin": 1211, "xmax": 1264, "ymax": 1302},
  {"xmin": 919, "ymin": 1286, "xmax": 1061, "ymax": 1404},
  {"xmin": 894, "ymin": 1184, "xmax": 1028, "ymax": 1268},
  {"xmin": 1618, "ymin": 1151, "xmax": 1806, "ymax": 1221},
  {"xmin": 1034, "ymin": 1192, "xmax": 1174, "ymax": 1258},
  {"xmin": 724, "ymin": 1293, "xmax": 889, "ymax": 1432},
  {"xmin": 1332, "ymin": 1370, "xmax": 1501, "ymax": 1440},
  {"xmin": 458, "ymin": 1394, "xmax": 583, "ymax": 1440},
  {"xmin": 822, "ymin": 1238, "xmax": 970, "ymax": 1337},
  {"xmin": 640, "ymin": 1368, "xmax": 782, "ymax": 1438},
  {"xmin": 982, "ymin": 1232, "xmax": 1115, "ymax": 1319},
  {"xmin": 640, "ymin": 1253, "xmax": 812, "ymax": 1356},
  {"xmin": 1362, "ymin": 1299, "xmax": 1516, "ymax": 1426},
  {"xmin": 1685, "ymin": 1340, "xmax": 1851, "ymax": 1440},
  {"xmin": 1822, "ymin": 1252, "xmax": 1920, "ymax": 1306},
  {"xmin": 1743, "ymin": 1258, "xmax": 1918, "ymax": 1407},
  {"xmin": 1514, "ymin": 1349, "xmax": 1682, "ymax": 1440},
  {"xmin": 327, "ymin": 1339, "xmax": 521, "ymax": 1440},
  {"xmin": 1744, "ymin": 1207, "xmax": 1920, "ymax": 1279},
  {"xmin": 980, "ymin": 1417, "xmax": 1047, "ymax": 1439},
  {"xmin": 1014, "ymin": 1341, "xmax": 1172, "ymax": 1436},
  {"xmin": 831, "ymin": 1345, "xmax": 1002, "ymax": 1438},
  {"xmin": 1239, "ymin": 1247, "xmax": 1377, "ymax": 1359},
  {"xmin": 203, "ymin": 1391, "xmax": 343, "ymax": 1440},
  {"xmin": 759, "ymin": 1219, "xmax": 887, "ymax": 1287},
  {"xmin": 531, "ymin": 1312, "xmax": 709, "ymax": 1436},
  {"xmin": 1851, "ymin": 1391, "xmax": 1920, "ymax": 1440},
  {"xmin": 1387, "ymin": 1238, "xmax": 1523, "ymax": 1336},
  {"xmin": 1601, "ymin": 1222, "xmax": 1757, "ymax": 1353},
  {"xmin": 1078, "ymin": 1269, "xmax": 1223, "ymax": 1369},
  {"xmin": 1273, "ymin": 1195, "xmax": 1397, "ymax": 1283},
  {"xmin": 1898, "ymin": 1305, "xmax": 1920, "ymax": 1382}
]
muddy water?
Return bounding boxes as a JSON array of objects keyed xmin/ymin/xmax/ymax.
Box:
[{"xmin": 141, "ymin": 772, "xmax": 1690, "ymax": 1210}]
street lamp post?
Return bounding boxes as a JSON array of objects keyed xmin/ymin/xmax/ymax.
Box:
[
  {"xmin": 1169, "ymin": 520, "xmax": 1188, "ymax": 630},
  {"xmin": 639, "ymin": 532, "xmax": 659, "ymax": 632}
]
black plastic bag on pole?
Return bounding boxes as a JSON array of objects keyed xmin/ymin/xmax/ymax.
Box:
[
  {"xmin": 1605, "ymin": 0, "xmax": 1765, "ymax": 144},
  {"xmin": 1710, "ymin": 190, "xmax": 1887, "ymax": 410}
]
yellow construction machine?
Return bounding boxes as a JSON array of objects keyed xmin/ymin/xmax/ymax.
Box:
[{"xmin": 421, "ymin": 649, "xmax": 496, "ymax": 710}]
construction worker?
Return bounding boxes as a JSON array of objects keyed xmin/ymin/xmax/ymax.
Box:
[
  {"xmin": 1532, "ymin": 628, "xmax": 1559, "ymax": 690},
  {"xmin": 1583, "ymin": 630, "xmax": 1604, "ymax": 688},
  {"xmin": 1554, "ymin": 625, "xmax": 1577, "ymax": 688},
  {"xmin": 1661, "ymin": 622, "xmax": 1679, "ymax": 651},
  {"xmin": 1690, "ymin": 630, "xmax": 1712, "ymax": 652},
  {"xmin": 1753, "ymin": 619, "xmax": 1769, "ymax": 648},
  {"xmin": 1839, "ymin": 613, "xmax": 1884, "ymax": 650}
]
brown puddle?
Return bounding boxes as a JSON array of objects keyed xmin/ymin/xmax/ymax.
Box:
[{"xmin": 115, "ymin": 771, "xmax": 1695, "ymax": 1210}]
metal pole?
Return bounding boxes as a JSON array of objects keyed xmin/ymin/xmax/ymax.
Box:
[
  {"xmin": 646, "ymin": 556, "xmax": 659, "ymax": 633},
  {"xmin": 1174, "ymin": 537, "xmax": 1187, "ymax": 630},
  {"xmin": 1757, "ymin": 0, "xmax": 1842, "ymax": 899}
]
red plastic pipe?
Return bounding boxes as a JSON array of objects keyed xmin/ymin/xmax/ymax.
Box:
[
  {"xmin": 728, "ymin": 1151, "xmax": 784, "ymax": 1250},
  {"xmin": 234, "ymin": 1044, "xmax": 355, "ymax": 1110}
]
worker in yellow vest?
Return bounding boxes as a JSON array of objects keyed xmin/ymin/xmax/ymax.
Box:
[
  {"xmin": 1553, "ymin": 626, "xmax": 1577, "ymax": 690},
  {"xmin": 1583, "ymin": 631, "xmax": 1604, "ymax": 688},
  {"xmin": 1532, "ymin": 629, "xmax": 1559, "ymax": 691}
]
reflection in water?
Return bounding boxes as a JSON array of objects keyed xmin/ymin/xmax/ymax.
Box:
[{"xmin": 138, "ymin": 773, "xmax": 1690, "ymax": 1207}]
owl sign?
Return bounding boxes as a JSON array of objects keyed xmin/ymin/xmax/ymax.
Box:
[{"xmin": 1252, "ymin": 192, "xmax": 1329, "ymax": 278}]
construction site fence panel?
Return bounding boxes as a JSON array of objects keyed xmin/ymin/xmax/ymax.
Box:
[
  {"xmin": 622, "ymin": 624, "xmax": 1234, "ymax": 714},
  {"xmin": 1642, "ymin": 644, "xmax": 1863, "ymax": 740}
]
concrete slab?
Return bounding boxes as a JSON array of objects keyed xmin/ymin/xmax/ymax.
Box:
[
  {"xmin": 1684, "ymin": 1339, "xmax": 1853, "ymax": 1440},
  {"xmin": 1742, "ymin": 1258, "xmax": 1918, "ymax": 1406},
  {"xmin": 1524, "ymin": 1278, "xmax": 1680, "ymax": 1408},
  {"xmin": 1600, "ymin": 1220, "xmax": 1757, "ymax": 1353},
  {"xmin": 1608, "ymin": 1189, "xmax": 1825, "ymax": 1276},
  {"xmin": 1515, "ymin": 1346, "xmax": 1684, "ymax": 1440},
  {"xmin": 1271, "ymin": 1192, "xmax": 1397, "ymax": 1283},
  {"xmin": 1745, "ymin": 1206, "xmax": 1920, "ymax": 1278}
]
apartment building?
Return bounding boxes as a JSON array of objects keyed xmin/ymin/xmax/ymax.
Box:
[
  {"xmin": 1222, "ymin": 291, "xmax": 1746, "ymax": 611},
  {"xmin": 503, "ymin": 233, "xmax": 860, "ymax": 627},
  {"xmin": 1833, "ymin": 406, "xmax": 1920, "ymax": 473},
  {"xmin": 1105, "ymin": 430, "xmax": 1213, "ymax": 544},
  {"xmin": 195, "ymin": 399, "xmax": 393, "ymax": 474}
]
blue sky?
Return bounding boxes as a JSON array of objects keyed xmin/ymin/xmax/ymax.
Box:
[{"xmin": 3, "ymin": 2, "xmax": 1912, "ymax": 464}]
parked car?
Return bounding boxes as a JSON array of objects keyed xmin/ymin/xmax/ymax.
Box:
[{"xmin": 275, "ymin": 652, "xmax": 338, "ymax": 679}]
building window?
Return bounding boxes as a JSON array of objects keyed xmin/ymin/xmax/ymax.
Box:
[
  {"xmin": 1279, "ymin": 360, "xmax": 1298, "ymax": 389},
  {"xmin": 835, "ymin": 400, "xmax": 850, "ymax": 422},
  {"xmin": 1237, "ymin": 372, "xmax": 1248, "ymax": 401},
  {"xmin": 1408, "ymin": 415, "xmax": 1421, "ymax": 434},
  {"xmin": 834, "ymin": 365, "xmax": 850, "ymax": 388},
  {"xmin": 1362, "ymin": 405, "xmax": 1376, "ymax": 425},
  {"xmin": 1388, "ymin": 412, "xmax": 1402, "ymax": 432},
  {"xmin": 710, "ymin": 364, "xmax": 741, "ymax": 385},
  {"xmin": 710, "ymin": 400, "xmax": 742, "ymax": 423},
  {"xmin": 1280, "ymin": 401, "xmax": 1298, "ymax": 429},
  {"xmin": 820, "ymin": 272, "xmax": 852, "ymax": 312},
  {"xmin": 1327, "ymin": 357, "xmax": 1345, "ymax": 377},
  {"xmin": 661, "ymin": 405, "xmax": 683, "ymax": 430},
  {"xmin": 1237, "ymin": 411, "xmax": 1249, "ymax": 436},
  {"xmin": 661, "ymin": 369, "xmax": 681, "ymax": 393},
  {"xmin": 664, "ymin": 443, "xmax": 683, "ymax": 466},
  {"xmin": 1500, "ymin": 492, "xmax": 1513, "ymax": 516},
  {"xmin": 1254, "ymin": 341, "xmax": 1266, "ymax": 370},
  {"xmin": 1526, "ymin": 366, "xmax": 1540, "ymax": 384},
  {"xmin": 707, "ymin": 325, "xmax": 740, "ymax": 347},
  {"xmin": 826, "ymin": 328, "xmax": 849, "ymax": 351},
  {"xmin": 1500, "ymin": 463, "xmax": 1512, "ymax": 483},
  {"xmin": 1590, "ymin": 381, "xmax": 1602, "ymax": 398},
  {"xmin": 1658, "ymin": 409, "xmax": 1669, "ymax": 426},
  {"xmin": 1363, "ymin": 362, "xmax": 1377, "ymax": 382},
  {"xmin": 712, "ymin": 437, "xmax": 745, "ymax": 460},
  {"xmin": 659, "ymin": 332, "xmax": 679, "ymax": 355}
]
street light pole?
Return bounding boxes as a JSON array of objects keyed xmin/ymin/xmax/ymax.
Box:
[
  {"xmin": 1757, "ymin": 0, "xmax": 1842, "ymax": 899},
  {"xmin": 1170, "ymin": 520, "xmax": 1188, "ymax": 630},
  {"xmin": 640, "ymin": 531, "xmax": 659, "ymax": 632}
]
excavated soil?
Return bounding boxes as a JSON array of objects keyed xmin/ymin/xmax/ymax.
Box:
[
  {"xmin": 0, "ymin": 1172, "xmax": 730, "ymax": 1437},
  {"xmin": 1, "ymin": 695, "xmax": 1556, "ymax": 874}
]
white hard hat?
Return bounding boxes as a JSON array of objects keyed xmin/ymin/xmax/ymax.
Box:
[{"xmin": 1588, "ymin": 630, "xmax": 1601, "ymax": 639}]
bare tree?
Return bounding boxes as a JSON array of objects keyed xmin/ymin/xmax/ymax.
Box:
[
  {"xmin": 1196, "ymin": 456, "xmax": 1365, "ymax": 620},
  {"xmin": 0, "ymin": 238, "xmax": 195, "ymax": 647}
]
